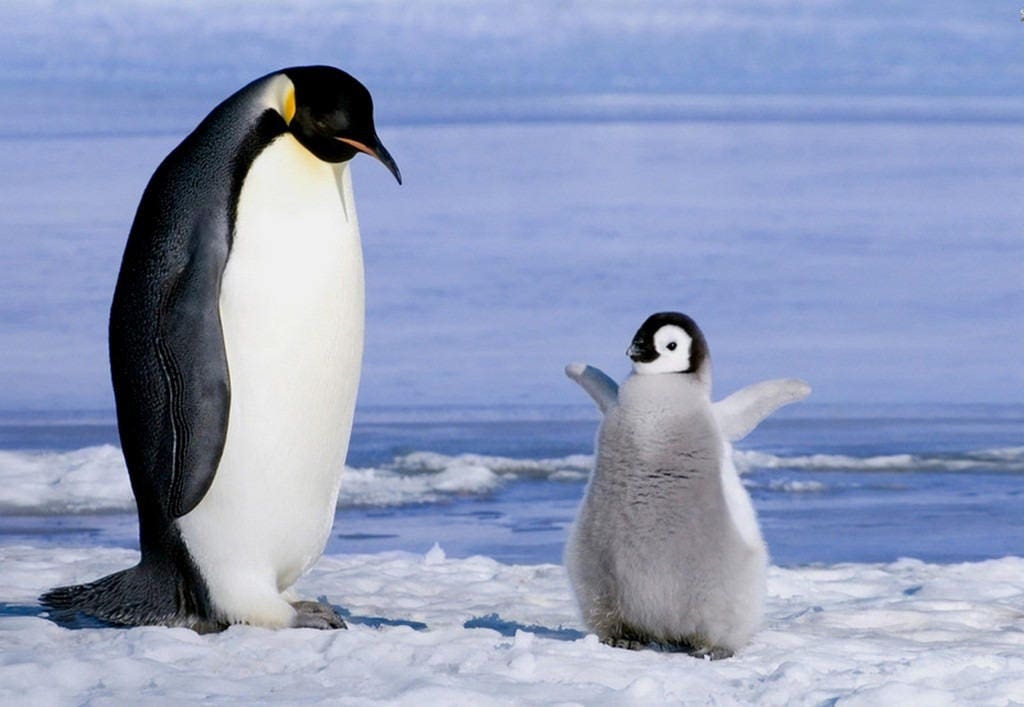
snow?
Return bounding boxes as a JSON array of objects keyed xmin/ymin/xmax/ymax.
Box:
[
  {"xmin": 734, "ymin": 448, "xmax": 1024, "ymax": 473},
  {"xmin": 2, "ymin": 545, "xmax": 1023, "ymax": 704},
  {"xmin": 3, "ymin": 444, "xmax": 1021, "ymax": 515},
  {"xmin": 0, "ymin": 446, "xmax": 591, "ymax": 514}
]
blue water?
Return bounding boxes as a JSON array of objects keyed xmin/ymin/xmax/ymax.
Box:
[
  {"xmin": 1, "ymin": 405, "xmax": 1021, "ymax": 566},
  {"xmin": 3, "ymin": 119, "xmax": 1023, "ymax": 409}
]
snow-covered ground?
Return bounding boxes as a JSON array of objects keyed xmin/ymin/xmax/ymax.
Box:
[
  {"xmin": 3, "ymin": 443, "xmax": 1023, "ymax": 515},
  {"xmin": 2, "ymin": 545, "xmax": 1022, "ymax": 704}
]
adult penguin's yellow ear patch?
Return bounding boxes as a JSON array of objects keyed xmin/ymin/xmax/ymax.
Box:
[{"xmin": 283, "ymin": 86, "xmax": 296, "ymax": 124}]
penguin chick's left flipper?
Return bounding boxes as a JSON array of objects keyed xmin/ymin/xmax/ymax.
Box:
[
  {"xmin": 713, "ymin": 378, "xmax": 811, "ymax": 442},
  {"xmin": 565, "ymin": 363, "xmax": 619, "ymax": 413}
]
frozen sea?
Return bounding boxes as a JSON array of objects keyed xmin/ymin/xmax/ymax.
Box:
[{"xmin": 1, "ymin": 404, "xmax": 1023, "ymax": 567}]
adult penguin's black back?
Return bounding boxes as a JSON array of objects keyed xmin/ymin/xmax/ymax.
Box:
[{"xmin": 41, "ymin": 67, "xmax": 400, "ymax": 630}]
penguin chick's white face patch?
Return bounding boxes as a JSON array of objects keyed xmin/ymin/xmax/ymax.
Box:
[{"xmin": 633, "ymin": 325, "xmax": 692, "ymax": 375}]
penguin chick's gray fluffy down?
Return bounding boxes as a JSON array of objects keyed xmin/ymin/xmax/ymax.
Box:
[{"xmin": 564, "ymin": 311, "xmax": 810, "ymax": 658}]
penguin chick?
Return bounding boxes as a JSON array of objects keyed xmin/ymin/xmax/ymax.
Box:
[{"xmin": 564, "ymin": 312, "xmax": 810, "ymax": 658}]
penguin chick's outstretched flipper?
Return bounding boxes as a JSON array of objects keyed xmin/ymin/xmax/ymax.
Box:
[
  {"xmin": 713, "ymin": 378, "xmax": 811, "ymax": 442},
  {"xmin": 565, "ymin": 363, "xmax": 619, "ymax": 413}
]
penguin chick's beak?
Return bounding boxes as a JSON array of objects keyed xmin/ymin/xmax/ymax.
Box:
[
  {"xmin": 627, "ymin": 340, "xmax": 657, "ymax": 363},
  {"xmin": 336, "ymin": 137, "xmax": 403, "ymax": 185}
]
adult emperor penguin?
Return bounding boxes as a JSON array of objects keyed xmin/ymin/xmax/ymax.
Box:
[
  {"xmin": 563, "ymin": 312, "xmax": 810, "ymax": 658},
  {"xmin": 41, "ymin": 66, "xmax": 401, "ymax": 631}
]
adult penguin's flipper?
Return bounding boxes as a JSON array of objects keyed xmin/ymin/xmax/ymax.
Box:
[{"xmin": 110, "ymin": 206, "xmax": 233, "ymax": 521}]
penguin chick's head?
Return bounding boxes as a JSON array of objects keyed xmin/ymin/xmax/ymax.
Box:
[
  {"xmin": 627, "ymin": 312, "xmax": 709, "ymax": 375},
  {"xmin": 282, "ymin": 65, "xmax": 402, "ymax": 184}
]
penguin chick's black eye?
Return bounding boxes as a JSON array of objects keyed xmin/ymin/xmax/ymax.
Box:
[{"xmin": 666, "ymin": 342, "xmax": 678, "ymax": 351}]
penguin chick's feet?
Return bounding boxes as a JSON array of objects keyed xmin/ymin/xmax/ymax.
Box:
[
  {"xmin": 290, "ymin": 600, "xmax": 347, "ymax": 629},
  {"xmin": 679, "ymin": 643, "xmax": 733, "ymax": 661},
  {"xmin": 699, "ymin": 646, "xmax": 734, "ymax": 661},
  {"xmin": 600, "ymin": 633, "xmax": 734, "ymax": 659},
  {"xmin": 601, "ymin": 636, "xmax": 648, "ymax": 651}
]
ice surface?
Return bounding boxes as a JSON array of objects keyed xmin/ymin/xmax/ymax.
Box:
[
  {"xmin": 2, "ymin": 545, "xmax": 1023, "ymax": 704},
  {"xmin": 0, "ymin": 446, "xmax": 589, "ymax": 514},
  {"xmin": 734, "ymin": 447, "xmax": 1024, "ymax": 473},
  {"xmin": 4, "ymin": 443, "xmax": 1021, "ymax": 516}
]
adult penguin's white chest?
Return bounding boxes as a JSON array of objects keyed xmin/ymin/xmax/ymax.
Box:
[{"xmin": 178, "ymin": 133, "xmax": 363, "ymax": 592}]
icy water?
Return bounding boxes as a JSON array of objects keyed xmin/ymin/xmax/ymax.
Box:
[
  {"xmin": 1, "ymin": 404, "xmax": 1021, "ymax": 566},
  {"xmin": 3, "ymin": 118, "xmax": 1023, "ymax": 410}
]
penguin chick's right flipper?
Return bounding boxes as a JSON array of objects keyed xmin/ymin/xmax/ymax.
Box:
[
  {"xmin": 565, "ymin": 363, "xmax": 619, "ymax": 413},
  {"xmin": 713, "ymin": 378, "xmax": 811, "ymax": 442}
]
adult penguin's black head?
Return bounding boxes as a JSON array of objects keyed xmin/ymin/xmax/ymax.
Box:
[
  {"xmin": 627, "ymin": 311, "xmax": 710, "ymax": 376},
  {"xmin": 282, "ymin": 65, "xmax": 402, "ymax": 184}
]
